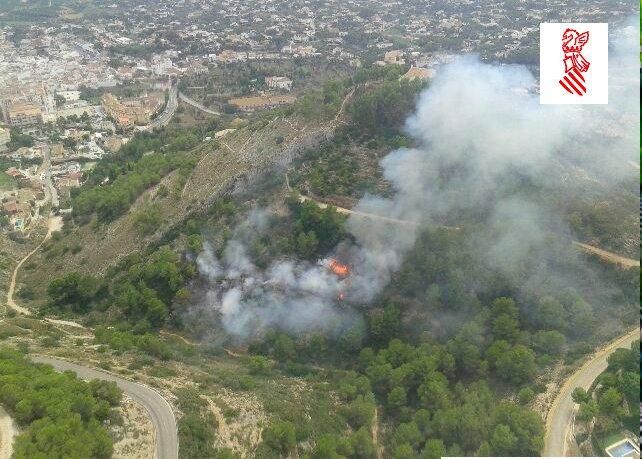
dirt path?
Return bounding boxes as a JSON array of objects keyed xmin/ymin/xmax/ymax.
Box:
[
  {"xmin": 572, "ymin": 242, "xmax": 639, "ymax": 268},
  {"xmin": 289, "ymin": 181, "xmax": 637, "ymax": 262},
  {"xmin": 160, "ymin": 331, "xmax": 199, "ymax": 346},
  {"xmin": 298, "ymin": 194, "xmax": 419, "ymax": 226},
  {"xmin": 372, "ymin": 406, "xmax": 383, "ymax": 459},
  {"xmin": 44, "ymin": 318, "xmax": 87, "ymax": 329},
  {"xmin": 285, "ymin": 172, "xmax": 420, "ymax": 227},
  {"xmin": 202, "ymin": 396, "xmax": 236, "ymax": 452},
  {"xmin": 543, "ymin": 328, "xmax": 638, "ymax": 457},
  {"xmin": 333, "ymin": 88, "xmax": 355, "ymax": 124},
  {"xmin": 0, "ymin": 405, "xmax": 16, "ymax": 459},
  {"xmin": 5, "ymin": 216, "xmax": 63, "ymax": 316},
  {"xmin": 178, "ymin": 92, "xmax": 220, "ymax": 116}
]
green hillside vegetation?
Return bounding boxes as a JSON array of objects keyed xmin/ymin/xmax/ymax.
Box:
[
  {"xmin": 286, "ymin": 76, "xmax": 423, "ymax": 203},
  {"xmin": 573, "ymin": 341, "xmax": 639, "ymax": 444},
  {"xmin": 20, "ymin": 70, "xmax": 639, "ymax": 458},
  {"xmin": 46, "ymin": 245, "xmax": 192, "ymax": 330},
  {"xmin": 244, "ymin": 226, "xmax": 635, "ymax": 456},
  {"xmin": 46, "ymin": 197, "xmax": 346, "ymax": 337},
  {"xmin": 71, "ymin": 129, "xmax": 200, "ymax": 224},
  {"xmin": 0, "ymin": 347, "xmax": 122, "ymax": 459},
  {"xmin": 348, "ymin": 78, "xmax": 424, "ymax": 138}
]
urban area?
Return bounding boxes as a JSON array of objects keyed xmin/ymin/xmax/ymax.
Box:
[{"xmin": 0, "ymin": 1, "xmax": 638, "ymax": 459}]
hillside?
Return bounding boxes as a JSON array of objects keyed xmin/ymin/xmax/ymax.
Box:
[
  {"xmin": 5, "ymin": 61, "xmax": 638, "ymax": 459},
  {"xmin": 17, "ymin": 113, "xmax": 338, "ymax": 303}
]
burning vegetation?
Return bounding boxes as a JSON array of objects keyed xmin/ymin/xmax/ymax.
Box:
[{"xmin": 326, "ymin": 258, "xmax": 350, "ymax": 278}]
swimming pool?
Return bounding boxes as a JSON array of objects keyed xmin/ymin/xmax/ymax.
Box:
[{"xmin": 606, "ymin": 439, "xmax": 639, "ymax": 457}]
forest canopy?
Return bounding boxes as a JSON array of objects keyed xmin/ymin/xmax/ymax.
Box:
[{"xmin": 0, "ymin": 348, "xmax": 122, "ymax": 459}]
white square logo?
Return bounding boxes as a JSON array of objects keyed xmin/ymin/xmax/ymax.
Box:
[{"xmin": 540, "ymin": 23, "xmax": 608, "ymax": 104}]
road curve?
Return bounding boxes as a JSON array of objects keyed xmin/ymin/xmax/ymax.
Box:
[
  {"xmin": 141, "ymin": 85, "xmax": 179, "ymax": 132},
  {"xmin": 31, "ymin": 355, "xmax": 178, "ymax": 459},
  {"xmin": 542, "ymin": 328, "xmax": 638, "ymax": 457},
  {"xmin": 178, "ymin": 92, "xmax": 220, "ymax": 115}
]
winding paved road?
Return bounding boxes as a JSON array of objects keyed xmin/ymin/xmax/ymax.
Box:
[
  {"xmin": 141, "ymin": 85, "xmax": 179, "ymax": 131},
  {"xmin": 543, "ymin": 328, "xmax": 638, "ymax": 457},
  {"xmin": 31, "ymin": 356, "xmax": 178, "ymax": 459}
]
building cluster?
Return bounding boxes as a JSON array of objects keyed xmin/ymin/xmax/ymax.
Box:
[
  {"xmin": 0, "ymin": 0, "xmax": 628, "ymax": 126},
  {"xmin": 0, "ymin": 0, "xmax": 634, "ymax": 233}
]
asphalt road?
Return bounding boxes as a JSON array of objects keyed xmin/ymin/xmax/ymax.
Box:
[
  {"xmin": 143, "ymin": 85, "xmax": 178, "ymax": 131},
  {"xmin": 542, "ymin": 329, "xmax": 638, "ymax": 457},
  {"xmin": 178, "ymin": 91, "xmax": 220, "ymax": 115},
  {"xmin": 31, "ymin": 356, "xmax": 178, "ymax": 459}
]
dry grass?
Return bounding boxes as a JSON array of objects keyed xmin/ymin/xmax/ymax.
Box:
[{"xmin": 112, "ymin": 395, "xmax": 155, "ymax": 459}]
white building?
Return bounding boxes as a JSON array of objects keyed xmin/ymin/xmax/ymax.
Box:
[
  {"xmin": 152, "ymin": 56, "xmax": 174, "ymax": 76},
  {"xmin": 265, "ymin": 76, "xmax": 293, "ymax": 91}
]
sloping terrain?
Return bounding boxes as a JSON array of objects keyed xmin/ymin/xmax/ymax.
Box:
[{"xmin": 17, "ymin": 114, "xmax": 336, "ymax": 304}]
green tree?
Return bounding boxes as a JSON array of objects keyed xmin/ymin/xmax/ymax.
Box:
[
  {"xmin": 262, "ymin": 421, "xmax": 297, "ymax": 454},
  {"xmin": 89, "ymin": 380, "xmax": 122, "ymax": 406},
  {"xmin": 313, "ymin": 434, "xmax": 344, "ymax": 459},
  {"xmin": 420, "ymin": 439, "xmax": 446, "ymax": 459},
  {"xmin": 391, "ymin": 422, "xmax": 422, "ymax": 449},
  {"xmin": 534, "ymin": 297, "xmax": 565, "ymax": 331},
  {"xmin": 495, "ymin": 345, "xmax": 536, "ymax": 386},
  {"xmin": 598, "ymin": 388, "xmax": 622, "ymax": 415},
  {"xmin": 296, "ymin": 231, "xmax": 319, "ymax": 258},
  {"xmin": 392, "ymin": 443, "xmax": 415, "ymax": 459},
  {"xmin": 490, "ymin": 424, "xmax": 517, "ymax": 455},
  {"xmin": 54, "ymin": 94, "xmax": 66, "ymax": 107},
  {"xmin": 576, "ymin": 401, "xmax": 598, "ymax": 422},
  {"xmin": 418, "ymin": 374, "xmax": 451, "ymax": 411},
  {"xmin": 0, "ymin": 348, "xmax": 118, "ymax": 459},
  {"xmin": 348, "ymin": 427, "xmax": 375, "ymax": 459},
  {"xmin": 248, "ymin": 356, "xmax": 273, "ymax": 375},
  {"xmin": 47, "ymin": 272, "xmax": 100, "ymax": 313},
  {"xmin": 493, "ymin": 403, "xmax": 544, "ymax": 455},
  {"xmin": 518, "ymin": 387, "xmax": 535, "ymax": 404},
  {"xmin": 533, "ymin": 330, "xmax": 566, "ymax": 356},
  {"xmin": 367, "ymin": 304, "xmax": 401, "ymax": 347},
  {"xmin": 571, "ymin": 387, "xmax": 589, "ymax": 404},
  {"xmin": 273, "ymin": 334, "xmax": 296, "ymax": 361},
  {"xmin": 387, "ymin": 386, "xmax": 407, "ymax": 411},
  {"xmin": 342, "ymin": 394, "xmax": 376, "ymax": 429},
  {"xmin": 618, "ymin": 372, "xmax": 639, "ymax": 402}
]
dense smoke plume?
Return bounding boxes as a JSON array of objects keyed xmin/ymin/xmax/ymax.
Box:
[
  {"xmin": 190, "ymin": 209, "xmax": 361, "ymax": 339},
  {"xmin": 190, "ymin": 21, "xmax": 638, "ymax": 340}
]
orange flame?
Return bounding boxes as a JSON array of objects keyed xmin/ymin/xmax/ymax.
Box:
[{"xmin": 328, "ymin": 258, "xmax": 350, "ymax": 278}]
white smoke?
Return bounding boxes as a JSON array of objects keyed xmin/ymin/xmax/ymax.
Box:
[
  {"xmin": 191, "ymin": 20, "xmax": 638, "ymax": 340},
  {"xmin": 344, "ymin": 19, "xmax": 638, "ymax": 303},
  {"xmin": 193, "ymin": 243, "xmax": 356, "ymax": 339}
]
